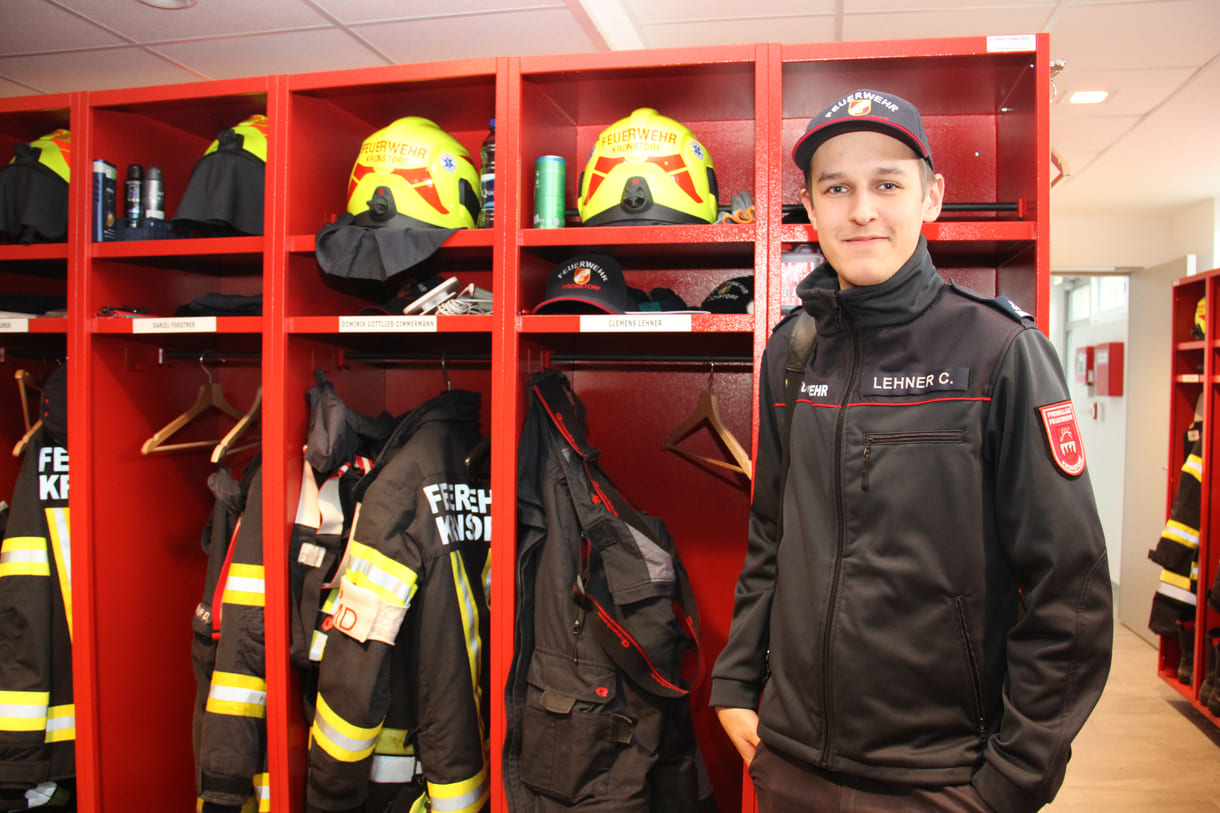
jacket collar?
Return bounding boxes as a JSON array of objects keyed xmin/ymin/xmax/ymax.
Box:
[{"xmin": 796, "ymin": 235, "xmax": 943, "ymax": 333}]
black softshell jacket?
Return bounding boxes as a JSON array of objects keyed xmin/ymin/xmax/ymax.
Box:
[{"xmin": 709, "ymin": 239, "xmax": 1113, "ymax": 813}]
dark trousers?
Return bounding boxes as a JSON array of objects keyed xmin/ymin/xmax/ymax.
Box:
[{"xmin": 748, "ymin": 742, "xmax": 992, "ymax": 813}]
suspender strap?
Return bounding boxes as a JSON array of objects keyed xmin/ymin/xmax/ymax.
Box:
[{"xmin": 779, "ymin": 310, "xmax": 817, "ymax": 539}]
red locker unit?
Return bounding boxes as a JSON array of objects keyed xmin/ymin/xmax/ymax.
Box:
[{"xmin": 0, "ymin": 35, "xmax": 1054, "ymax": 811}]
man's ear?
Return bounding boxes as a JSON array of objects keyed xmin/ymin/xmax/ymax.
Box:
[
  {"xmin": 923, "ymin": 172, "xmax": 945, "ymax": 222},
  {"xmin": 801, "ymin": 187, "xmax": 817, "ymax": 230}
]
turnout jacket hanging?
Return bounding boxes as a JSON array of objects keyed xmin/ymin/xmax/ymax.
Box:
[
  {"xmin": 0, "ymin": 424, "xmax": 74, "ymax": 801},
  {"xmin": 307, "ymin": 389, "xmax": 491, "ymax": 813}
]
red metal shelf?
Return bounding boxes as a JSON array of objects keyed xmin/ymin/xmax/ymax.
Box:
[
  {"xmin": 92, "ymin": 236, "xmax": 264, "ymax": 259},
  {"xmin": 0, "ymin": 243, "xmax": 68, "ymax": 261}
]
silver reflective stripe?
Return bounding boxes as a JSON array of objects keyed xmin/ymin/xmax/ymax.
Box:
[
  {"xmin": 1157, "ymin": 581, "xmax": 1197, "ymax": 605},
  {"xmin": 309, "ymin": 630, "xmax": 327, "ymax": 662},
  {"xmin": 318, "ymin": 477, "xmax": 345, "ymax": 536},
  {"xmin": 370, "ymin": 754, "xmax": 417, "ymax": 783},
  {"xmin": 429, "ymin": 776, "xmax": 489, "ymax": 813},
  {"xmin": 47, "ymin": 507, "xmax": 71, "ymax": 580},
  {"xmin": 0, "ymin": 703, "xmax": 46, "ymax": 719},
  {"xmin": 225, "ymin": 575, "xmax": 265, "ymax": 594},
  {"xmin": 44, "ymin": 713, "xmax": 74, "ymax": 733},
  {"xmin": 0, "ymin": 549, "xmax": 48, "ymax": 565},
  {"xmin": 208, "ymin": 683, "xmax": 267, "ymax": 708},
  {"xmin": 314, "ymin": 713, "xmax": 377, "ymax": 755}
]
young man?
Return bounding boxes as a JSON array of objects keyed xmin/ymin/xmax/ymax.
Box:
[{"xmin": 710, "ymin": 90, "xmax": 1113, "ymax": 813}]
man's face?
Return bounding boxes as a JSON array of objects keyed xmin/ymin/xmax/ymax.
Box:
[{"xmin": 800, "ymin": 130, "xmax": 944, "ymax": 289}]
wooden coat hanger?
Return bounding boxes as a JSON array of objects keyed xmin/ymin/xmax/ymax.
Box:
[
  {"xmin": 12, "ymin": 369, "xmax": 43, "ymax": 457},
  {"xmin": 662, "ymin": 363, "xmax": 753, "ymax": 480},
  {"xmin": 141, "ymin": 355, "xmax": 245, "ymax": 455},
  {"xmin": 211, "ymin": 387, "xmax": 262, "ymax": 463}
]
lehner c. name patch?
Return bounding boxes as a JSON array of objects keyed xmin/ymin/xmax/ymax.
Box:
[{"xmin": 862, "ymin": 367, "xmax": 970, "ymax": 396}]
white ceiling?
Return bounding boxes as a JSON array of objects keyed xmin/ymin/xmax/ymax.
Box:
[{"xmin": 1, "ymin": 0, "xmax": 1217, "ymax": 220}]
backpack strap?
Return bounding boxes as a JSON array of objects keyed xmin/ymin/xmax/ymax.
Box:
[{"xmin": 780, "ymin": 310, "xmax": 817, "ymax": 490}]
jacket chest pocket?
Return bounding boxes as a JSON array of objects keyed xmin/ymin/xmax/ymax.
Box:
[{"xmin": 860, "ymin": 430, "xmax": 964, "ymax": 490}]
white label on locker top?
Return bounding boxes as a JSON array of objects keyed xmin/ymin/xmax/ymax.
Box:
[
  {"xmin": 986, "ymin": 34, "xmax": 1036, "ymax": 52},
  {"xmin": 132, "ymin": 316, "xmax": 218, "ymax": 333},
  {"xmin": 338, "ymin": 315, "xmax": 438, "ymax": 333},
  {"xmin": 580, "ymin": 314, "xmax": 692, "ymax": 333},
  {"xmin": 0, "ymin": 318, "xmax": 29, "ymax": 333}
]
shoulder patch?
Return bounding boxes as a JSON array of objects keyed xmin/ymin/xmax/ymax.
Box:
[
  {"xmin": 948, "ymin": 281, "xmax": 1035, "ymax": 325},
  {"xmin": 1037, "ymin": 400, "xmax": 1086, "ymax": 477}
]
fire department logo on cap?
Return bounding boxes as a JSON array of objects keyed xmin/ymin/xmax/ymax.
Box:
[
  {"xmin": 1037, "ymin": 400, "xmax": 1086, "ymax": 477},
  {"xmin": 848, "ymin": 99, "xmax": 872, "ymax": 117},
  {"xmin": 574, "ymin": 267, "xmax": 592, "ymax": 285}
]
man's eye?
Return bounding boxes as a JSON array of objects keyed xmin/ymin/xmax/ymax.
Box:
[
  {"xmin": 824, "ymin": 184, "xmax": 848, "ymax": 194},
  {"xmin": 878, "ymin": 181, "xmax": 899, "ymax": 191}
]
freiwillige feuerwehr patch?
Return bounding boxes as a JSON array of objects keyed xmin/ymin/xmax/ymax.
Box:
[{"xmin": 1037, "ymin": 400, "xmax": 1086, "ymax": 477}]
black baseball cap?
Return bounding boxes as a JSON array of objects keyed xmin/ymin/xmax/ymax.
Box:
[
  {"xmin": 534, "ymin": 253, "xmax": 636, "ymax": 315},
  {"xmin": 701, "ymin": 275, "xmax": 754, "ymax": 314},
  {"xmin": 792, "ymin": 89, "xmax": 933, "ymax": 174}
]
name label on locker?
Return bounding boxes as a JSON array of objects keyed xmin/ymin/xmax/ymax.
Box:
[
  {"xmin": 986, "ymin": 34, "xmax": 1036, "ymax": 52},
  {"xmin": 338, "ymin": 316, "xmax": 438, "ymax": 333},
  {"xmin": 0, "ymin": 318, "xmax": 29, "ymax": 333},
  {"xmin": 579, "ymin": 314, "xmax": 692, "ymax": 333},
  {"xmin": 132, "ymin": 317, "xmax": 218, "ymax": 333}
]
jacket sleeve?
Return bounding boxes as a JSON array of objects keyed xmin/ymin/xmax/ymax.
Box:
[
  {"xmin": 198, "ymin": 467, "xmax": 268, "ymax": 810},
  {"xmin": 973, "ymin": 327, "xmax": 1113, "ymax": 813},
  {"xmin": 708, "ymin": 343, "xmax": 785, "ymax": 710},
  {"xmin": 306, "ymin": 472, "xmax": 419, "ymax": 812}
]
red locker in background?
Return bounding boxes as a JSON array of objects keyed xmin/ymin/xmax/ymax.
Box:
[{"xmin": 1094, "ymin": 342, "xmax": 1123, "ymax": 396}]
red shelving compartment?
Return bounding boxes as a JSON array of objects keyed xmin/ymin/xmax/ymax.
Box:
[
  {"xmin": 1157, "ymin": 268, "xmax": 1220, "ymax": 727},
  {"xmin": 282, "ymin": 61, "xmax": 498, "ymax": 321}
]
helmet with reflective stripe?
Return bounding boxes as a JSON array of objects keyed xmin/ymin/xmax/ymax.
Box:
[
  {"xmin": 203, "ymin": 114, "xmax": 268, "ymax": 164},
  {"xmin": 347, "ymin": 117, "xmax": 480, "ymax": 230},
  {"xmin": 578, "ymin": 108, "xmax": 717, "ymax": 227},
  {"xmin": 10, "ymin": 128, "xmax": 71, "ymax": 183}
]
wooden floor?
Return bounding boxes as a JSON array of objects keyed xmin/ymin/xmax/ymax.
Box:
[{"xmin": 1048, "ymin": 621, "xmax": 1220, "ymax": 810}]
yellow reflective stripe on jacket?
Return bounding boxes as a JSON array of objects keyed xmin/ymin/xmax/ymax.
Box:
[
  {"xmin": 375, "ymin": 726, "xmax": 413, "ymax": 756},
  {"xmin": 311, "ymin": 694, "xmax": 379, "ymax": 762},
  {"xmin": 370, "ymin": 754, "xmax": 418, "ymax": 783},
  {"xmin": 483, "ymin": 548, "xmax": 491, "ymax": 602},
  {"xmin": 450, "ymin": 550, "xmax": 485, "ymax": 741},
  {"xmin": 341, "ymin": 540, "xmax": 416, "ymax": 607},
  {"xmin": 0, "ymin": 536, "xmax": 50, "ymax": 577},
  {"xmin": 309, "ymin": 629, "xmax": 328, "ymax": 662},
  {"xmin": 206, "ymin": 671, "xmax": 267, "ymax": 718},
  {"xmin": 1183, "ymin": 453, "xmax": 1203, "ymax": 481},
  {"xmin": 222, "ymin": 563, "xmax": 266, "ymax": 607},
  {"xmin": 44, "ymin": 703, "xmax": 74, "ymax": 742},
  {"xmin": 1163, "ymin": 519, "xmax": 1200, "ymax": 548},
  {"xmin": 254, "ymin": 771, "xmax": 269, "ymax": 813},
  {"xmin": 427, "ymin": 764, "xmax": 490, "ymax": 813},
  {"xmin": 0, "ymin": 690, "xmax": 49, "ymax": 732},
  {"xmin": 45, "ymin": 506, "xmax": 72, "ymax": 641}
]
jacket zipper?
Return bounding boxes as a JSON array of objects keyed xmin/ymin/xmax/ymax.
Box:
[
  {"xmin": 861, "ymin": 430, "xmax": 964, "ymax": 490},
  {"xmin": 952, "ymin": 596, "xmax": 987, "ymax": 736},
  {"xmin": 821, "ymin": 299, "xmax": 858, "ymax": 763}
]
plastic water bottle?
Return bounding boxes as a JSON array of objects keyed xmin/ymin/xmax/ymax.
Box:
[{"xmin": 478, "ymin": 118, "xmax": 495, "ymax": 228}]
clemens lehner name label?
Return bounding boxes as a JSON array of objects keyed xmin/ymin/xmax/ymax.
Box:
[
  {"xmin": 132, "ymin": 316, "xmax": 218, "ymax": 333},
  {"xmin": 580, "ymin": 314, "xmax": 692, "ymax": 333}
]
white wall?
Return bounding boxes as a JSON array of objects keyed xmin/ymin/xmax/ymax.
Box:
[
  {"xmin": 1062, "ymin": 290, "xmax": 1128, "ymax": 588},
  {"xmin": 1050, "ymin": 198, "xmax": 1218, "ymax": 641}
]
